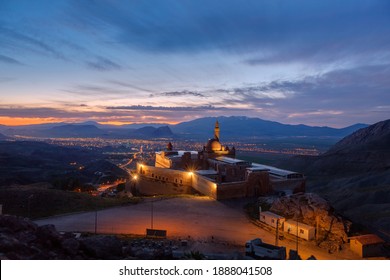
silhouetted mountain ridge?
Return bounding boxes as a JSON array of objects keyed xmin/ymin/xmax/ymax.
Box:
[
  {"xmin": 170, "ymin": 116, "xmax": 368, "ymax": 139},
  {"xmin": 327, "ymin": 119, "xmax": 390, "ymax": 154}
]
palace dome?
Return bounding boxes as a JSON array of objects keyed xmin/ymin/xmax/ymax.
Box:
[{"xmin": 206, "ymin": 138, "xmax": 222, "ymax": 152}]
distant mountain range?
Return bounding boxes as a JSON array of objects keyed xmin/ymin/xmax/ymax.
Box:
[
  {"xmin": 277, "ymin": 119, "xmax": 390, "ymax": 238},
  {"xmin": 0, "ymin": 123, "xmax": 174, "ymax": 139},
  {"xmin": 0, "ymin": 116, "xmax": 368, "ymax": 140},
  {"xmin": 170, "ymin": 116, "xmax": 368, "ymax": 139}
]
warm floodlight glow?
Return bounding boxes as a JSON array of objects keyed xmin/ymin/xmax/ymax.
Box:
[
  {"xmin": 133, "ymin": 175, "xmax": 138, "ymax": 180},
  {"xmin": 188, "ymin": 171, "xmax": 193, "ymax": 176}
]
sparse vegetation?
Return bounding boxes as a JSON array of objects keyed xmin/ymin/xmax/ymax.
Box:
[
  {"xmin": 0, "ymin": 183, "xmax": 140, "ymax": 219},
  {"xmin": 184, "ymin": 251, "xmax": 206, "ymax": 260}
]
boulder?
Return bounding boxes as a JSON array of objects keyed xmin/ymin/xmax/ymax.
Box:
[
  {"xmin": 270, "ymin": 193, "xmax": 350, "ymax": 244},
  {"xmin": 0, "ymin": 215, "xmax": 37, "ymax": 232},
  {"xmin": 61, "ymin": 238, "xmax": 80, "ymax": 256},
  {"xmin": 79, "ymin": 235, "xmax": 123, "ymax": 259}
]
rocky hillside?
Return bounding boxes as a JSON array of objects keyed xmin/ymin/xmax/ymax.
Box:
[
  {"xmin": 277, "ymin": 119, "xmax": 390, "ymax": 240},
  {"xmin": 327, "ymin": 119, "xmax": 390, "ymax": 154}
]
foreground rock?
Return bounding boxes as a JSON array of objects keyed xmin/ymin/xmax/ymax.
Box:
[
  {"xmin": 0, "ymin": 215, "xmax": 176, "ymax": 260},
  {"xmin": 0, "ymin": 215, "xmax": 85, "ymax": 259}
]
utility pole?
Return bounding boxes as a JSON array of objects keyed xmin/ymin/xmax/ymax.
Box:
[
  {"xmin": 275, "ymin": 219, "xmax": 279, "ymax": 246},
  {"xmin": 151, "ymin": 199, "xmax": 154, "ymax": 229},
  {"xmin": 94, "ymin": 208, "xmax": 98, "ymax": 234}
]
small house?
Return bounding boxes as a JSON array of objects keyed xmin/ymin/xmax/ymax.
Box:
[
  {"xmin": 284, "ymin": 220, "xmax": 315, "ymax": 241},
  {"xmin": 350, "ymin": 234, "xmax": 385, "ymax": 258},
  {"xmin": 259, "ymin": 211, "xmax": 285, "ymax": 228}
]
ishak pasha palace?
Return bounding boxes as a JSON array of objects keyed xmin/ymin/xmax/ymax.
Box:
[{"xmin": 136, "ymin": 121, "xmax": 306, "ymax": 200}]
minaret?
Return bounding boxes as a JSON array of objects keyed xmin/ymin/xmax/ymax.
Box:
[{"xmin": 214, "ymin": 120, "xmax": 220, "ymax": 141}]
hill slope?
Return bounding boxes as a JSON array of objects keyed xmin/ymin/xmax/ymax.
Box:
[
  {"xmin": 277, "ymin": 119, "xmax": 390, "ymax": 238},
  {"xmin": 0, "ymin": 141, "xmax": 128, "ymax": 186}
]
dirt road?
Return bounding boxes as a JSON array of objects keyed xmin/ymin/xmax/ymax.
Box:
[{"xmin": 35, "ymin": 196, "xmax": 359, "ymax": 259}]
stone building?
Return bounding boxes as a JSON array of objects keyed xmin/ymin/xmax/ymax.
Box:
[{"xmin": 136, "ymin": 120, "xmax": 305, "ymax": 200}]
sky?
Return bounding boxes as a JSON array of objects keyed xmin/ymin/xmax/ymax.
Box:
[{"xmin": 0, "ymin": 0, "xmax": 389, "ymax": 127}]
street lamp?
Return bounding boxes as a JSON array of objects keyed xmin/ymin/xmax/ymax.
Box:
[
  {"xmin": 94, "ymin": 205, "xmax": 98, "ymax": 234},
  {"xmin": 27, "ymin": 194, "xmax": 34, "ymax": 219},
  {"xmin": 296, "ymin": 218, "xmax": 299, "ymax": 253},
  {"xmin": 275, "ymin": 218, "xmax": 280, "ymax": 246}
]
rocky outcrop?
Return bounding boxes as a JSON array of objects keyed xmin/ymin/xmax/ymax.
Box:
[
  {"xmin": 0, "ymin": 215, "xmax": 174, "ymax": 260},
  {"xmin": 270, "ymin": 193, "xmax": 351, "ymax": 247},
  {"xmin": 0, "ymin": 215, "xmax": 86, "ymax": 259},
  {"xmin": 80, "ymin": 235, "xmax": 123, "ymax": 259}
]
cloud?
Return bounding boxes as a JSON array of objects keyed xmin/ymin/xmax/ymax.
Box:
[
  {"xmin": 86, "ymin": 56, "xmax": 122, "ymax": 71},
  {"xmin": 0, "ymin": 54, "xmax": 23, "ymax": 65},
  {"xmin": 0, "ymin": 77, "xmax": 16, "ymax": 83},
  {"xmin": 106, "ymin": 105, "xmax": 239, "ymax": 111},
  {"xmin": 65, "ymin": 0, "xmax": 390, "ymax": 66},
  {"xmin": 0, "ymin": 26, "xmax": 66, "ymax": 60},
  {"xmin": 61, "ymin": 84, "xmax": 131, "ymax": 97},
  {"xmin": 151, "ymin": 90, "xmax": 206, "ymax": 98},
  {"xmin": 0, "ymin": 106, "xmax": 76, "ymax": 118},
  {"xmin": 245, "ymin": 64, "xmax": 390, "ymax": 125},
  {"xmin": 288, "ymin": 110, "xmax": 344, "ymax": 118},
  {"xmin": 106, "ymin": 80, "xmax": 154, "ymax": 93}
]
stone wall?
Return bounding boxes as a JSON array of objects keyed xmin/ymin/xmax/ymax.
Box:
[
  {"xmin": 135, "ymin": 177, "xmax": 192, "ymax": 196},
  {"xmin": 246, "ymin": 171, "xmax": 272, "ymax": 196},
  {"xmin": 217, "ymin": 182, "xmax": 247, "ymax": 199},
  {"xmin": 155, "ymin": 153, "xmax": 173, "ymax": 168},
  {"xmin": 137, "ymin": 163, "xmax": 192, "ymax": 186},
  {"xmin": 137, "ymin": 163, "xmax": 304, "ymax": 200},
  {"xmin": 192, "ymin": 174, "xmax": 217, "ymax": 199}
]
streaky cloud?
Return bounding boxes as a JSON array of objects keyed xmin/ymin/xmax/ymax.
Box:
[
  {"xmin": 0, "ymin": 26, "xmax": 66, "ymax": 60},
  {"xmin": 106, "ymin": 105, "xmax": 244, "ymax": 111},
  {"xmin": 86, "ymin": 56, "xmax": 122, "ymax": 71},
  {"xmin": 0, "ymin": 54, "xmax": 23, "ymax": 65},
  {"xmin": 107, "ymin": 80, "xmax": 154, "ymax": 93},
  {"xmin": 151, "ymin": 90, "xmax": 206, "ymax": 98}
]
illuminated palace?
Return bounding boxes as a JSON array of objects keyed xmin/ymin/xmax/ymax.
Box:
[{"xmin": 136, "ymin": 121, "xmax": 305, "ymax": 200}]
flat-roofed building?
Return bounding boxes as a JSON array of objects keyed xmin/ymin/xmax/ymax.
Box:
[
  {"xmin": 259, "ymin": 211, "xmax": 285, "ymax": 229},
  {"xmin": 284, "ymin": 220, "xmax": 315, "ymax": 241},
  {"xmin": 350, "ymin": 234, "xmax": 385, "ymax": 258}
]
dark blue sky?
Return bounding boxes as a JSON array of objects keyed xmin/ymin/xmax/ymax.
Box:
[{"xmin": 0, "ymin": 0, "xmax": 389, "ymax": 126}]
